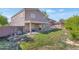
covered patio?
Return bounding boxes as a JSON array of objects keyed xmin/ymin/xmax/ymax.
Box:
[{"xmin": 24, "ymin": 20, "xmax": 48, "ymax": 34}]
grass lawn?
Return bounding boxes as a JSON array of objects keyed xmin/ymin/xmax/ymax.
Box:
[{"xmin": 20, "ymin": 29, "xmax": 79, "ymax": 50}]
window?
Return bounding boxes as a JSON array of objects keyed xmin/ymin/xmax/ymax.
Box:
[{"xmin": 30, "ymin": 13, "xmax": 36, "ymax": 18}]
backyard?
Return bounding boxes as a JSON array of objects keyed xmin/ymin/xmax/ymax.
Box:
[
  {"xmin": 19, "ymin": 29, "xmax": 79, "ymax": 50},
  {"xmin": 0, "ymin": 8, "xmax": 79, "ymax": 50},
  {"xmin": 0, "ymin": 29, "xmax": 79, "ymax": 50}
]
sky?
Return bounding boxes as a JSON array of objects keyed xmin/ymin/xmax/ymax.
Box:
[
  {"xmin": 0, "ymin": 8, "xmax": 79, "ymax": 22},
  {"xmin": 43, "ymin": 8, "xmax": 79, "ymax": 21}
]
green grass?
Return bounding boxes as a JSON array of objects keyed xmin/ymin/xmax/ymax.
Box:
[
  {"xmin": 19, "ymin": 29, "xmax": 79, "ymax": 50},
  {"xmin": 20, "ymin": 30, "xmax": 68, "ymax": 50}
]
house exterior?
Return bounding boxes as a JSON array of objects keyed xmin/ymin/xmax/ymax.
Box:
[
  {"xmin": 48, "ymin": 18, "xmax": 64, "ymax": 29},
  {"xmin": 49, "ymin": 21, "xmax": 64, "ymax": 29},
  {"xmin": 10, "ymin": 8, "xmax": 49, "ymax": 34}
]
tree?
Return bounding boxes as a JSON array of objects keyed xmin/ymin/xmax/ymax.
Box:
[
  {"xmin": 59, "ymin": 19, "xmax": 65, "ymax": 26},
  {"xmin": 59, "ymin": 19, "xmax": 64, "ymax": 23},
  {"xmin": 0, "ymin": 15, "xmax": 8, "ymax": 25},
  {"xmin": 64, "ymin": 15, "xmax": 79, "ymax": 40},
  {"xmin": 42, "ymin": 11, "xmax": 48, "ymax": 18}
]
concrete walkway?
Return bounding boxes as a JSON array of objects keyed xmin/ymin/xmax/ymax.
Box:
[{"xmin": 27, "ymin": 32, "xmax": 39, "ymax": 35}]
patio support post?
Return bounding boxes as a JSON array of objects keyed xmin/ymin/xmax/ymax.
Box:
[{"xmin": 29, "ymin": 21, "xmax": 32, "ymax": 34}]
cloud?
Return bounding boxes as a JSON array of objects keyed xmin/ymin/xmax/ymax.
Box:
[
  {"xmin": 59, "ymin": 9, "xmax": 64, "ymax": 12},
  {"xmin": 46, "ymin": 9, "xmax": 56, "ymax": 13}
]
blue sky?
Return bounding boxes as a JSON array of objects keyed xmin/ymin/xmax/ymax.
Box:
[
  {"xmin": 43, "ymin": 8, "xmax": 79, "ymax": 21},
  {"xmin": 0, "ymin": 8, "xmax": 79, "ymax": 22}
]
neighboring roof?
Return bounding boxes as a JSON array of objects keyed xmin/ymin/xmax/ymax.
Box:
[{"xmin": 48, "ymin": 18, "xmax": 56, "ymax": 22}]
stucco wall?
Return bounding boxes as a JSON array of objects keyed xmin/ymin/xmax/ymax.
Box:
[
  {"xmin": 23, "ymin": 23, "xmax": 29, "ymax": 32},
  {"xmin": 10, "ymin": 9, "xmax": 25, "ymax": 26}
]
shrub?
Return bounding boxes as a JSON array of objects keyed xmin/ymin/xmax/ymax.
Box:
[
  {"xmin": 20, "ymin": 42, "xmax": 32, "ymax": 49},
  {"xmin": 64, "ymin": 15, "xmax": 79, "ymax": 40}
]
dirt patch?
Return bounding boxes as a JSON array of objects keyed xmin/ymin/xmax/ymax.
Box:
[{"xmin": 65, "ymin": 38, "xmax": 79, "ymax": 46}]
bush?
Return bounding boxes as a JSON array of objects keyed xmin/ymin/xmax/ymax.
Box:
[
  {"xmin": 64, "ymin": 15, "xmax": 79, "ymax": 40},
  {"xmin": 20, "ymin": 42, "xmax": 31, "ymax": 49}
]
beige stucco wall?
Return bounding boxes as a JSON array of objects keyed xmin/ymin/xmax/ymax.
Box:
[
  {"xmin": 23, "ymin": 23, "xmax": 29, "ymax": 32},
  {"xmin": 10, "ymin": 9, "xmax": 25, "ymax": 26}
]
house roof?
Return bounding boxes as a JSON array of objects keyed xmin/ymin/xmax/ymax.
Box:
[
  {"xmin": 11, "ymin": 8, "xmax": 25, "ymax": 18},
  {"xmin": 11, "ymin": 8, "xmax": 39, "ymax": 18}
]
